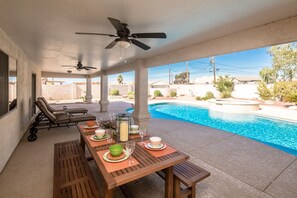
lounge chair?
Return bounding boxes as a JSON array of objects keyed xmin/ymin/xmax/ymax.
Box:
[
  {"xmin": 38, "ymin": 97, "xmax": 88, "ymax": 114},
  {"xmin": 28, "ymin": 100, "xmax": 96, "ymax": 142}
]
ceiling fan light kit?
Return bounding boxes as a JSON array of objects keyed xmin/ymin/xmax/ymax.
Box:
[{"xmin": 116, "ymin": 38, "xmax": 131, "ymax": 48}]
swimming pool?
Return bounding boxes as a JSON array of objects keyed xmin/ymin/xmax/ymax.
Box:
[{"xmin": 128, "ymin": 103, "xmax": 297, "ymax": 156}]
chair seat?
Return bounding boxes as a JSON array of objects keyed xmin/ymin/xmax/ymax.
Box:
[
  {"xmin": 55, "ymin": 114, "xmax": 71, "ymax": 123},
  {"xmin": 70, "ymin": 114, "xmax": 96, "ymax": 123},
  {"xmin": 65, "ymin": 108, "xmax": 88, "ymax": 114}
]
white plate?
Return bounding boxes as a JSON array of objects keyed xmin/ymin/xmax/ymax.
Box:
[
  {"xmin": 83, "ymin": 124, "xmax": 100, "ymax": 129},
  {"xmin": 103, "ymin": 150, "xmax": 129, "ymax": 163},
  {"xmin": 148, "ymin": 142, "xmax": 163, "ymax": 149},
  {"xmin": 145, "ymin": 143, "xmax": 167, "ymax": 151},
  {"xmin": 130, "ymin": 130, "xmax": 139, "ymax": 135},
  {"xmin": 90, "ymin": 134, "xmax": 108, "ymax": 142}
]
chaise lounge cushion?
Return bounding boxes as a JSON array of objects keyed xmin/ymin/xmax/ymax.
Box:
[
  {"xmin": 35, "ymin": 100, "xmax": 56, "ymax": 123},
  {"xmin": 70, "ymin": 114, "xmax": 96, "ymax": 123},
  {"xmin": 65, "ymin": 108, "xmax": 88, "ymax": 114},
  {"xmin": 55, "ymin": 114, "xmax": 71, "ymax": 123},
  {"xmin": 38, "ymin": 97, "xmax": 88, "ymax": 114},
  {"xmin": 35, "ymin": 100, "xmax": 96, "ymax": 124},
  {"xmin": 55, "ymin": 114, "xmax": 96, "ymax": 124}
]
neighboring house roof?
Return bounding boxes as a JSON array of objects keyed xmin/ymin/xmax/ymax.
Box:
[
  {"xmin": 150, "ymin": 80, "xmax": 169, "ymax": 86},
  {"xmin": 234, "ymin": 76, "xmax": 260, "ymax": 82},
  {"xmin": 150, "ymin": 80, "xmax": 169, "ymax": 88}
]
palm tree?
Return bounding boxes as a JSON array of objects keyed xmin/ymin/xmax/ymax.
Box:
[
  {"xmin": 259, "ymin": 67, "xmax": 277, "ymax": 84},
  {"xmin": 117, "ymin": 74, "xmax": 123, "ymax": 84}
]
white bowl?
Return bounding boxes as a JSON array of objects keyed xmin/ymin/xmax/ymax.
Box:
[
  {"xmin": 131, "ymin": 125, "xmax": 139, "ymax": 132},
  {"xmin": 150, "ymin": 137, "xmax": 162, "ymax": 147},
  {"xmin": 95, "ymin": 129, "xmax": 105, "ymax": 138}
]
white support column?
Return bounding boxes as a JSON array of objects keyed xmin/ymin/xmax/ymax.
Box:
[
  {"xmin": 85, "ymin": 76, "xmax": 93, "ymax": 103},
  {"xmin": 99, "ymin": 72, "xmax": 109, "ymax": 112},
  {"xmin": 132, "ymin": 59, "xmax": 150, "ymax": 128}
]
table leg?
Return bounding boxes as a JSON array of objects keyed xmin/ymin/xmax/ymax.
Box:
[
  {"xmin": 164, "ymin": 166, "xmax": 174, "ymax": 198},
  {"xmin": 80, "ymin": 134, "xmax": 85, "ymax": 152},
  {"xmin": 104, "ymin": 184, "xmax": 113, "ymax": 198},
  {"xmin": 174, "ymin": 175, "xmax": 181, "ymax": 198}
]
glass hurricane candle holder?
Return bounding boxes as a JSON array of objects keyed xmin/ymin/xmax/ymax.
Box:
[{"xmin": 116, "ymin": 113, "xmax": 130, "ymax": 142}]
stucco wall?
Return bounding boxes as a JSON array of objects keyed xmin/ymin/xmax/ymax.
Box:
[
  {"xmin": 108, "ymin": 84, "xmax": 134, "ymax": 95},
  {"xmin": 41, "ymin": 84, "xmax": 134, "ymax": 100},
  {"xmin": 0, "ymin": 27, "xmax": 41, "ymax": 172},
  {"xmin": 42, "ymin": 84, "xmax": 101, "ymax": 100},
  {"xmin": 154, "ymin": 84, "xmax": 258, "ymax": 99},
  {"xmin": 169, "ymin": 84, "xmax": 219, "ymax": 97}
]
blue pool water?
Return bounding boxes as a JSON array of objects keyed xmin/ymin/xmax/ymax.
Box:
[{"xmin": 128, "ymin": 103, "xmax": 297, "ymax": 156}]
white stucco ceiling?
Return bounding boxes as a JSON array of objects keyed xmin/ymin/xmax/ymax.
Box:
[{"xmin": 0, "ymin": 0, "xmax": 297, "ymax": 74}]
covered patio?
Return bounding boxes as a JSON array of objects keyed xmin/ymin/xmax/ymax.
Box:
[
  {"xmin": 1, "ymin": 0, "xmax": 297, "ymax": 197},
  {"xmin": 0, "ymin": 102, "xmax": 296, "ymax": 197}
]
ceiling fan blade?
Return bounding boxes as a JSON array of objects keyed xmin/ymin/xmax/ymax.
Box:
[
  {"xmin": 131, "ymin": 39, "xmax": 151, "ymax": 50},
  {"xmin": 83, "ymin": 66, "xmax": 97, "ymax": 69},
  {"xmin": 83, "ymin": 68, "xmax": 90, "ymax": 70},
  {"xmin": 105, "ymin": 40, "xmax": 117, "ymax": 49},
  {"xmin": 75, "ymin": 32, "xmax": 117, "ymax": 37},
  {"xmin": 131, "ymin": 32, "xmax": 167, "ymax": 39},
  {"xmin": 108, "ymin": 17, "xmax": 125, "ymax": 32}
]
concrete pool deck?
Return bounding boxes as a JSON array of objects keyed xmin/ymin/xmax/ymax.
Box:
[{"xmin": 0, "ymin": 101, "xmax": 296, "ymax": 198}]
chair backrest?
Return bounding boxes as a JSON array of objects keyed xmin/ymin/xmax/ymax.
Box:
[
  {"xmin": 35, "ymin": 100, "xmax": 56, "ymax": 123},
  {"xmin": 38, "ymin": 97, "xmax": 56, "ymax": 113},
  {"xmin": 9, "ymin": 98, "xmax": 17, "ymax": 111}
]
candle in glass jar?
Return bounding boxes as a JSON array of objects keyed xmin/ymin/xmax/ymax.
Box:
[{"xmin": 120, "ymin": 121, "xmax": 129, "ymax": 142}]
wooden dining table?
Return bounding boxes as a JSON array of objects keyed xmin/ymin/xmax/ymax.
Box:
[{"xmin": 77, "ymin": 124, "xmax": 189, "ymax": 198}]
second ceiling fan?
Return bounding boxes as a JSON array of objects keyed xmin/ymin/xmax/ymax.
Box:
[{"xmin": 76, "ymin": 17, "xmax": 167, "ymax": 50}]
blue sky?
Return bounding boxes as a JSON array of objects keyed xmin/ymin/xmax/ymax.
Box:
[
  {"xmin": 55, "ymin": 46, "xmax": 273, "ymax": 84},
  {"xmin": 110, "ymin": 46, "xmax": 272, "ymax": 83}
]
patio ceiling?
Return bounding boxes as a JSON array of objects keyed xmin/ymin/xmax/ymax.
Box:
[{"xmin": 0, "ymin": 0, "xmax": 297, "ymax": 75}]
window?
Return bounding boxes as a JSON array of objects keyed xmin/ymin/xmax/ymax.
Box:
[{"xmin": 0, "ymin": 50, "xmax": 17, "ymax": 117}]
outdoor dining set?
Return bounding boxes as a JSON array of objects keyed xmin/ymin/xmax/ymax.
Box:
[
  {"xmin": 29, "ymin": 98, "xmax": 210, "ymax": 197},
  {"xmin": 54, "ymin": 113, "xmax": 210, "ymax": 198}
]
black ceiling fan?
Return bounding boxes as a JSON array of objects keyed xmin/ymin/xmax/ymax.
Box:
[
  {"xmin": 75, "ymin": 17, "xmax": 167, "ymax": 50},
  {"xmin": 61, "ymin": 61, "xmax": 97, "ymax": 71}
]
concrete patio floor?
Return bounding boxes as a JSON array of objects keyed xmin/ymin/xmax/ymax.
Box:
[{"xmin": 0, "ymin": 101, "xmax": 296, "ymax": 198}]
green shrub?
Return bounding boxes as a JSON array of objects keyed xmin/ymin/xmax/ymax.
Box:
[
  {"xmin": 205, "ymin": 91, "xmax": 214, "ymax": 99},
  {"xmin": 221, "ymin": 91, "xmax": 232, "ymax": 98},
  {"xmin": 257, "ymin": 82, "xmax": 273, "ymax": 100},
  {"xmin": 195, "ymin": 96, "xmax": 202, "ymax": 100},
  {"xmin": 110, "ymin": 89, "xmax": 119, "ymax": 96},
  {"xmin": 170, "ymin": 91, "xmax": 177, "ymax": 97},
  {"xmin": 214, "ymin": 76, "xmax": 235, "ymax": 98},
  {"xmin": 154, "ymin": 90, "xmax": 163, "ymax": 97},
  {"xmin": 273, "ymin": 81, "xmax": 297, "ymax": 102},
  {"xmin": 127, "ymin": 91, "xmax": 134, "ymax": 99}
]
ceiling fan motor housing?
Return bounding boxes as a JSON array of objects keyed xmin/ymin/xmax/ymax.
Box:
[
  {"xmin": 77, "ymin": 62, "xmax": 83, "ymax": 68},
  {"xmin": 117, "ymin": 23, "xmax": 130, "ymax": 38}
]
